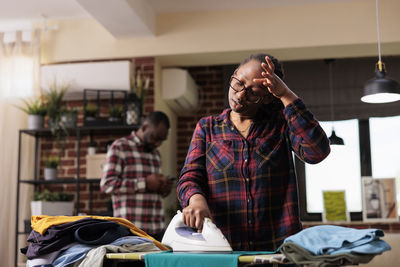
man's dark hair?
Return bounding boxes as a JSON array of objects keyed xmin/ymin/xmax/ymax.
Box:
[{"xmin": 144, "ymin": 111, "xmax": 170, "ymax": 129}]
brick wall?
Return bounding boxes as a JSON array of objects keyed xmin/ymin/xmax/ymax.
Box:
[
  {"xmin": 38, "ymin": 57, "xmax": 155, "ymax": 215},
  {"xmin": 176, "ymin": 66, "xmax": 226, "ymax": 174}
]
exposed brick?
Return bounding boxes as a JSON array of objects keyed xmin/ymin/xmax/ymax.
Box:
[
  {"xmin": 389, "ymin": 223, "xmax": 400, "ymax": 232},
  {"xmin": 61, "ymin": 159, "xmax": 75, "ymax": 166},
  {"xmin": 36, "ymin": 57, "xmax": 155, "ymax": 215}
]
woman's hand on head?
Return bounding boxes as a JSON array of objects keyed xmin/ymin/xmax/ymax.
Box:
[
  {"xmin": 253, "ymin": 56, "xmax": 298, "ymax": 106},
  {"xmin": 252, "ymin": 56, "xmax": 288, "ymax": 98},
  {"xmin": 182, "ymin": 194, "xmax": 211, "ymax": 231}
]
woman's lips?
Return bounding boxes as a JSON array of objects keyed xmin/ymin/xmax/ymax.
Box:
[{"xmin": 232, "ymin": 99, "xmax": 244, "ymax": 108}]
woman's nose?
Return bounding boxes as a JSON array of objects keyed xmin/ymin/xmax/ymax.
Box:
[{"xmin": 236, "ymin": 89, "xmax": 247, "ymax": 101}]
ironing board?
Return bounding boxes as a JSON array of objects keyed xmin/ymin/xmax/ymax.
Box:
[{"xmin": 104, "ymin": 251, "xmax": 289, "ymax": 266}]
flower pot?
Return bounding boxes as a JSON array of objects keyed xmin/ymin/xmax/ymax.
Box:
[
  {"xmin": 31, "ymin": 201, "xmax": 74, "ymax": 216},
  {"xmin": 61, "ymin": 114, "xmax": 77, "ymax": 128},
  {"xmin": 27, "ymin": 115, "xmax": 44, "ymax": 130},
  {"xmin": 44, "ymin": 168, "xmax": 57, "ymax": 180}
]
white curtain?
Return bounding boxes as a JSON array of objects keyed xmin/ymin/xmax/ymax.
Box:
[{"xmin": 0, "ymin": 30, "xmax": 40, "ymax": 267}]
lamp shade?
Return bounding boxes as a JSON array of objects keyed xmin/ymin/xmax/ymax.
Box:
[
  {"xmin": 361, "ymin": 69, "xmax": 400, "ymax": 104},
  {"xmin": 329, "ymin": 130, "xmax": 345, "ymax": 145}
]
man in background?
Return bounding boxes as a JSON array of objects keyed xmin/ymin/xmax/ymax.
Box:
[{"xmin": 101, "ymin": 111, "xmax": 173, "ymax": 241}]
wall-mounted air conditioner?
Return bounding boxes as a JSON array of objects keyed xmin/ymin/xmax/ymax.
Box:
[
  {"xmin": 41, "ymin": 61, "xmax": 131, "ymax": 100},
  {"xmin": 162, "ymin": 68, "xmax": 199, "ymax": 114}
]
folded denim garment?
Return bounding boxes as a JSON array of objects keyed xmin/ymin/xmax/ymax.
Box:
[
  {"xmin": 74, "ymin": 221, "xmax": 131, "ymax": 245},
  {"xmin": 283, "ymin": 225, "xmax": 391, "ymax": 255},
  {"xmin": 53, "ymin": 236, "xmax": 153, "ymax": 267}
]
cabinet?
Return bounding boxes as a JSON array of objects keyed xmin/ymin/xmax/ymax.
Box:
[{"xmin": 14, "ymin": 125, "xmax": 137, "ymax": 267}]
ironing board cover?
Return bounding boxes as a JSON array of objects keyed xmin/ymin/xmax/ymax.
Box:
[{"xmin": 144, "ymin": 250, "xmax": 278, "ymax": 267}]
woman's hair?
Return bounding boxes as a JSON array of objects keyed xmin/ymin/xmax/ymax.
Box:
[
  {"xmin": 238, "ymin": 53, "xmax": 285, "ymax": 113},
  {"xmin": 238, "ymin": 53, "xmax": 284, "ymax": 80}
]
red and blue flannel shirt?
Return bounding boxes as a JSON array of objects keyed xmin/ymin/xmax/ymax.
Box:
[
  {"xmin": 100, "ymin": 131, "xmax": 165, "ymax": 235},
  {"xmin": 177, "ymin": 98, "xmax": 330, "ymax": 251}
]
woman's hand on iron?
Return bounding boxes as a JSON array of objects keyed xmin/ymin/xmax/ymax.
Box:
[{"xmin": 182, "ymin": 194, "xmax": 211, "ymax": 231}]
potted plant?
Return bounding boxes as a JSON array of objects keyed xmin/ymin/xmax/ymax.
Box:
[
  {"xmin": 60, "ymin": 107, "xmax": 78, "ymax": 128},
  {"xmin": 44, "ymin": 79, "xmax": 69, "ymax": 134},
  {"xmin": 108, "ymin": 104, "xmax": 123, "ymax": 123},
  {"xmin": 84, "ymin": 103, "xmax": 98, "ymax": 121},
  {"xmin": 31, "ymin": 189, "xmax": 74, "ymax": 216},
  {"xmin": 43, "ymin": 156, "xmax": 59, "ymax": 180},
  {"xmin": 17, "ymin": 96, "xmax": 47, "ymax": 129},
  {"xmin": 126, "ymin": 67, "xmax": 150, "ymax": 125}
]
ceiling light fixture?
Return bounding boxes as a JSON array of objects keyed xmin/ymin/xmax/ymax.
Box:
[
  {"xmin": 325, "ymin": 59, "xmax": 344, "ymax": 146},
  {"xmin": 361, "ymin": 0, "xmax": 400, "ymax": 104}
]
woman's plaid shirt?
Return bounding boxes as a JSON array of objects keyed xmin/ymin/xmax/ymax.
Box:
[
  {"xmin": 177, "ymin": 99, "xmax": 330, "ymax": 251},
  {"xmin": 100, "ymin": 132, "xmax": 164, "ymax": 235}
]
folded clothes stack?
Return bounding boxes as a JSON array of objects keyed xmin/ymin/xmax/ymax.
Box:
[
  {"xmin": 280, "ymin": 225, "xmax": 391, "ymax": 267},
  {"xmin": 22, "ymin": 215, "xmax": 167, "ymax": 267}
]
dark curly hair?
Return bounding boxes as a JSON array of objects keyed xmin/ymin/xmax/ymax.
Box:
[
  {"xmin": 144, "ymin": 111, "xmax": 170, "ymax": 129},
  {"xmin": 238, "ymin": 53, "xmax": 284, "ymax": 80}
]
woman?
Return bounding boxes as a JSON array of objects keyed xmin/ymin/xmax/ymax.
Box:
[{"xmin": 177, "ymin": 53, "xmax": 330, "ymax": 251}]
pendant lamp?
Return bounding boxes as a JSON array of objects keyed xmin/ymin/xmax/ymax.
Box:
[
  {"xmin": 325, "ymin": 59, "xmax": 345, "ymax": 145},
  {"xmin": 361, "ymin": 0, "xmax": 400, "ymax": 104}
]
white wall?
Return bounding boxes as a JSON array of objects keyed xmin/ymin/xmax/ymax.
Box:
[{"xmin": 39, "ymin": 0, "xmax": 400, "ymax": 66}]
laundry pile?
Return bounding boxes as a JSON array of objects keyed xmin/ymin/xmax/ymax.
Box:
[
  {"xmin": 280, "ymin": 225, "xmax": 391, "ymax": 267},
  {"xmin": 22, "ymin": 215, "xmax": 167, "ymax": 267}
]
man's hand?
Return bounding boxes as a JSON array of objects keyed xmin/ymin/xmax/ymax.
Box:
[
  {"xmin": 182, "ymin": 194, "xmax": 211, "ymax": 231},
  {"xmin": 158, "ymin": 178, "xmax": 173, "ymax": 197},
  {"xmin": 145, "ymin": 173, "xmax": 165, "ymax": 193}
]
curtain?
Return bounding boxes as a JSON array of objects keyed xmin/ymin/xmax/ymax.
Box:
[{"xmin": 0, "ymin": 30, "xmax": 40, "ymax": 267}]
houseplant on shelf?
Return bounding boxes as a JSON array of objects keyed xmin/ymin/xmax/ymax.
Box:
[
  {"xmin": 43, "ymin": 78, "xmax": 70, "ymax": 150},
  {"xmin": 84, "ymin": 103, "xmax": 98, "ymax": 121},
  {"xmin": 17, "ymin": 96, "xmax": 47, "ymax": 129},
  {"xmin": 31, "ymin": 189, "xmax": 74, "ymax": 216},
  {"xmin": 126, "ymin": 67, "xmax": 150, "ymax": 125},
  {"xmin": 43, "ymin": 156, "xmax": 59, "ymax": 180},
  {"xmin": 108, "ymin": 104, "xmax": 124, "ymax": 123}
]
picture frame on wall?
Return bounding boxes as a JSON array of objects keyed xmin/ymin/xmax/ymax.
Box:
[
  {"xmin": 362, "ymin": 177, "xmax": 398, "ymax": 222},
  {"xmin": 322, "ymin": 190, "xmax": 349, "ymax": 222}
]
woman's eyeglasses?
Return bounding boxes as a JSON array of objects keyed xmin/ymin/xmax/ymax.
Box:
[{"xmin": 229, "ymin": 76, "xmax": 265, "ymax": 104}]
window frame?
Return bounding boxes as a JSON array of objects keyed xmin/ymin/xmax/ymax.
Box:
[{"xmin": 297, "ymin": 119, "xmax": 372, "ymax": 221}]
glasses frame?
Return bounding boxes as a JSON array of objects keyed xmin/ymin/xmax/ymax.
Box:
[{"xmin": 229, "ymin": 76, "xmax": 264, "ymax": 104}]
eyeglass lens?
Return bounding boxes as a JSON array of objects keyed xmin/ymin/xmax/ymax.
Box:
[{"xmin": 230, "ymin": 76, "xmax": 263, "ymax": 103}]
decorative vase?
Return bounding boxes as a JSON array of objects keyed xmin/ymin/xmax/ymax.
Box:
[
  {"xmin": 27, "ymin": 115, "xmax": 44, "ymax": 130},
  {"xmin": 44, "ymin": 168, "xmax": 57, "ymax": 180},
  {"xmin": 125, "ymin": 93, "xmax": 141, "ymax": 125},
  {"xmin": 61, "ymin": 114, "xmax": 77, "ymax": 128}
]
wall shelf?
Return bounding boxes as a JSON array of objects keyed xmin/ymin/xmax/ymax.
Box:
[
  {"xmin": 20, "ymin": 178, "xmax": 101, "ymax": 185},
  {"xmin": 15, "ymin": 125, "xmax": 138, "ymax": 267}
]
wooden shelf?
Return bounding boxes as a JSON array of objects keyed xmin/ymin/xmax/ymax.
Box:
[
  {"xmin": 20, "ymin": 125, "xmax": 139, "ymax": 137},
  {"xmin": 20, "ymin": 178, "xmax": 100, "ymax": 185}
]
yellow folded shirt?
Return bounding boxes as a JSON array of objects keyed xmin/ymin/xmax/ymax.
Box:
[{"xmin": 31, "ymin": 215, "xmax": 168, "ymax": 251}]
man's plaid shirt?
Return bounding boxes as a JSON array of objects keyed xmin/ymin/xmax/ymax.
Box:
[
  {"xmin": 100, "ymin": 131, "xmax": 164, "ymax": 235},
  {"xmin": 177, "ymin": 99, "xmax": 330, "ymax": 251}
]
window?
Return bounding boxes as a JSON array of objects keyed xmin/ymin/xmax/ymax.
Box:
[
  {"xmin": 369, "ymin": 115, "xmax": 400, "ymax": 214},
  {"xmin": 305, "ymin": 119, "xmax": 362, "ymax": 213}
]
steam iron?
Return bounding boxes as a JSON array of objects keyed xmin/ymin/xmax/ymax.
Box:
[{"xmin": 162, "ymin": 210, "xmax": 232, "ymax": 253}]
